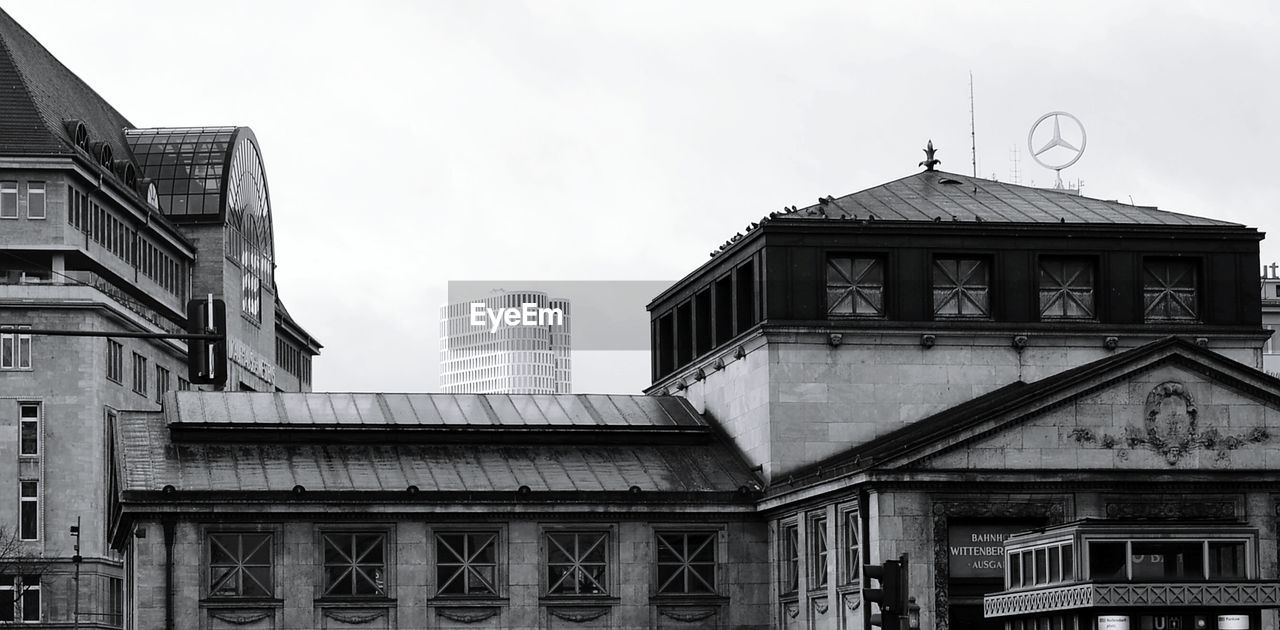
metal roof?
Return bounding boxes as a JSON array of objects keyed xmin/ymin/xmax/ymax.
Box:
[
  {"xmin": 168, "ymin": 391, "xmax": 707, "ymax": 428},
  {"xmin": 785, "ymin": 170, "xmax": 1240, "ymax": 227},
  {"xmin": 116, "ymin": 413, "xmax": 754, "ymax": 494}
]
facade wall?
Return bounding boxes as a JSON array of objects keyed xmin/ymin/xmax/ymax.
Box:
[{"xmin": 125, "ymin": 514, "xmax": 769, "ymax": 630}]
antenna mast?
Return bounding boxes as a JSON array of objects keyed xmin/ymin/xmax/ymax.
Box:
[{"xmin": 969, "ymin": 72, "xmax": 977, "ymax": 178}]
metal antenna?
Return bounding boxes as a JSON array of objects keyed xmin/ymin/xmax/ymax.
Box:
[
  {"xmin": 969, "ymin": 72, "xmax": 977, "ymax": 178},
  {"xmin": 1010, "ymin": 145, "xmax": 1021, "ymax": 184}
]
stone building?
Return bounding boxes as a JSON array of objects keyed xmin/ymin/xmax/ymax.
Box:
[
  {"xmin": 110, "ymin": 392, "xmax": 769, "ymax": 629},
  {"xmin": 0, "ymin": 8, "xmax": 319, "ymax": 627}
]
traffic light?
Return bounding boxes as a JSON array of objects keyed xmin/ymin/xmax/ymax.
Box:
[
  {"xmin": 864, "ymin": 553, "xmax": 911, "ymax": 630},
  {"xmin": 186, "ymin": 297, "xmax": 227, "ymax": 387}
]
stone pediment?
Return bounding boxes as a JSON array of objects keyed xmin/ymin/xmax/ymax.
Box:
[{"xmin": 897, "ymin": 345, "xmax": 1280, "ymax": 471}]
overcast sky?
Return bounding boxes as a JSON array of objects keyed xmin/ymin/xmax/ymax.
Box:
[{"xmin": 8, "ymin": 1, "xmax": 1279, "ymax": 394}]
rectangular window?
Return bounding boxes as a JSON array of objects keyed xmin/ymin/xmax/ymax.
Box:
[
  {"xmin": 132, "ymin": 352, "xmax": 147, "ymax": 396},
  {"xmin": 208, "ymin": 532, "xmax": 273, "ymax": 597},
  {"xmin": 827, "ymin": 256, "xmax": 885, "ymax": 317},
  {"xmin": 808, "ymin": 515, "xmax": 829, "ymax": 589},
  {"xmin": 0, "ymin": 182, "xmax": 16, "ymax": 218},
  {"xmin": 435, "ymin": 531, "xmax": 498, "ymax": 596},
  {"xmin": 155, "ymin": 366, "xmax": 171, "ymax": 403},
  {"xmin": 1088, "ymin": 541, "xmax": 1128, "ymax": 581},
  {"xmin": 19, "ymin": 403, "xmax": 39, "ymax": 456},
  {"xmin": 1209, "ymin": 542, "xmax": 1246, "ymax": 579},
  {"xmin": 546, "ymin": 531, "xmax": 608, "ymax": 596},
  {"xmin": 26, "ymin": 183, "xmax": 45, "ymax": 219},
  {"xmin": 933, "ymin": 257, "xmax": 990, "ymax": 318},
  {"xmin": 780, "ymin": 523, "xmax": 799, "ymax": 595},
  {"xmin": 322, "ymin": 532, "xmax": 386, "ymax": 597},
  {"xmin": 1130, "ymin": 541, "xmax": 1203, "ymax": 581},
  {"xmin": 656, "ymin": 532, "xmax": 716, "ymax": 595},
  {"xmin": 19, "ymin": 481, "xmax": 38, "ymax": 540},
  {"xmin": 1009, "ymin": 551, "xmax": 1022, "ymax": 587},
  {"xmin": 0, "ymin": 575, "xmax": 40, "ymax": 622},
  {"xmin": 1, "ymin": 326, "xmax": 32, "ymax": 370},
  {"xmin": 1039, "ymin": 257, "xmax": 1095, "ymax": 319},
  {"xmin": 107, "ymin": 577, "xmax": 123, "ymax": 627},
  {"xmin": 842, "ymin": 510, "xmax": 860, "ymax": 585},
  {"xmin": 1144, "ymin": 259, "xmax": 1198, "ymax": 321},
  {"xmin": 106, "ymin": 340, "xmax": 123, "ymax": 383},
  {"xmin": 1062, "ymin": 544, "xmax": 1074, "ymax": 581},
  {"xmin": 178, "ymin": 377, "xmax": 191, "ymax": 391}
]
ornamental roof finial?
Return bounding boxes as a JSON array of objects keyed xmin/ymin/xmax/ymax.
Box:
[{"xmin": 919, "ymin": 140, "xmax": 941, "ymax": 171}]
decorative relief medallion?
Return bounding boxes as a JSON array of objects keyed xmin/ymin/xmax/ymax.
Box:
[
  {"xmin": 1069, "ymin": 381, "xmax": 1269, "ymax": 465},
  {"xmin": 547, "ymin": 607, "xmax": 609, "ymax": 623},
  {"xmin": 322, "ymin": 609, "xmax": 386, "ymax": 625},
  {"xmin": 436, "ymin": 607, "xmax": 499, "ymax": 623},
  {"xmin": 784, "ymin": 601, "xmax": 800, "ymax": 619}
]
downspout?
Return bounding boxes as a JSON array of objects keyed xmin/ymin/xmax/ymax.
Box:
[{"xmin": 162, "ymin": 519, "xmax": 176, "ymax": 630}]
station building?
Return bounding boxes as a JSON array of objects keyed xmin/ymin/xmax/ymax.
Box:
[{"xmin": 0, "ymin": 8, "xmax": 319, "ymax": 627}]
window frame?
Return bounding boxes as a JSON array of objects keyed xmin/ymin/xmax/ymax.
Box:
[
  {"xmin": 131, "ymin": 352, "xmax": 148, "ymax": 396},
  {"xmin": 779, "ymin": 519, "xmax": 800, "ymax": 598},
  {"xmin": 1037, "ymin": 255, "xmax": 1098, "ymax": 321},
  {"xmin": 19, "ymin": 481, "xmax": 38, "ymax": 541},
  {"xmin": 838, "ymin": 505, "xmax": 861, "ymax": 586},
  {"xmin": 204, "ymin": 529, "xmax": 277, "ymax": 599},
  {"xmin": 807, "ymin": 512, "xmax": 829, "ymax": 591},
  {"xmin": 0, "ymin": 182, "xmax": 17, "ymax": 219},
  {"xmin": 106, "ymin": 340, "xmax": 123, "ymax": 384},
  {"xmin": 541, "ymin": 526, "xmax": 614, "ymax": 599},
  {"xmin": 19, "ymin": 403, "xmax": 39, "ymax": 457},
  {"xmin": 318, "ymin": 529, "xmax": 390, "ymax": 599},
  {"xmin": 155, "ymin": 366, "xmax": 171, "ymax": 404},
  {"xmin": 1142, "ymin": 257, "xmax": 1200, "ymax": 323},
  {"xmin": 653, "ymin": 529, "xmax": 720, "ymax": 597},
  {"xmin": 431, "ymin": 526, "xmax": 503, "ymax": 599},
  {"xmin": 1, "ymin": 325, "xmax": 32, "ymax": 370},
  {"xmin": 825, "ymin": 254, "xmax": 887, "ymax": 318},
  {"xmin": 931, "ymin": 255, "xmax": 992, "ymax": 319},
  {"xmin": 26, "ymin": 182, "xmax": 45, "ymax": 220},
  {"xmin": 0, "ymin": 575, "xmax": 40, "ymax": 622}
]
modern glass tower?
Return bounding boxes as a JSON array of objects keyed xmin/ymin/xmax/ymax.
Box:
[{"xmin": 439, "ymin": 291, "xmax": 571, "ymax": 393}]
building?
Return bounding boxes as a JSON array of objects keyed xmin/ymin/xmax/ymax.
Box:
[
  {"xmin": 645, "ymin": 160, "xmax": 1278, "ymax": 630},
  {"xmin": 439, "ymin": 291, "xmax": 570, "ymax": 394},
  {"xmin": 0, "ymin": 8, "xmax": 319, "ymax": 627},
  {"xmin": 1260, "ymin": 263, "xmax": 1279, "ymax": 376}
]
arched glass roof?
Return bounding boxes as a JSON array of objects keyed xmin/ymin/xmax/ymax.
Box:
[{"xmin": 125, "ymin": 126, "xmax": 235, "ymax": 219}]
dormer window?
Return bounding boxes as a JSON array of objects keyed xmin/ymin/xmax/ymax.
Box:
[
  {"xmin": 1039, "ymin": 257, "xmax": 1095, "ymax": 320},
  {"xmin": 933, "ymin": 257, "xmax": 990, "ymax": 318},
  {"xmin": 826, "ymin": 256, "xmax": 885, "ymax": 317},
  {"xmin": 1143, "ymin": 258, "xmax": 1198, "ymax": 322}
]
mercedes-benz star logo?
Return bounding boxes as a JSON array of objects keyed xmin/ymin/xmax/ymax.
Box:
[{"xmin": 1027, "ymin": 111, "xmax": 1087, "ymax": 171}]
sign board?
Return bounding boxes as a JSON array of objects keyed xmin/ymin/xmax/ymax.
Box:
[
  {"xmin": 1217, "ymin": 616, "xmax": 1248, "ymax": 630},
  {"xmin": 1100, "ymin": 616, "xmax": 1130, "ymax": 630},
  {"xmin": 947, "ymin": 524, "xmax": 1031, "ymax": 579}
]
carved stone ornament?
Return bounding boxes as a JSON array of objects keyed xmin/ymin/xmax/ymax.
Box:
[
  {"xmin": 435, "ymin": 607, "xmax": 499, "ymax": 623},
  {"xmin": 784, "ymin": 601, "xmax": 800, "ymax": 618},
  {"xmin": 658, "ymin": 607, "xmax": 718, "ymax": 622},
  {"xmin": 1069, "ymin": 381, "xmax": 1269, "ymax": 465},
  {"xmin": 932, "ymin": 500, "xmax": 1068, "ymax": 630},
  {"xmin": 547, "ymin": 607, "xmax": 609, "ymax": 623},
  {"xmin": 209, "ymin": 610, "xmax": 272, "ymax": 625},
  {"xmin": 812, "ymin": 598, "xmax": 830, "ymax": 615},
  {"xmin": 322, "ymin": 608, "xmax": 387, "ymax": 625},
  {"xmin": 1105, "ymin": 501, "xmax": 1237, "ymax": 520},
  {"xmin": 842, "ymin": 591, "xmax": 861, "ymax": 611}
]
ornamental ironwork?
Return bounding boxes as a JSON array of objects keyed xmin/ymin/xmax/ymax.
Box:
[
  {"xmin": 984, "ymin": 584, "xmax": 1094, "ymax": 617},
  {"xmin": 985, "ymin": 582, "xmax": 1280, "ymax": 617}
]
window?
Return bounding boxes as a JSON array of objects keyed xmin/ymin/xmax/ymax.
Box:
[
  {"xmin": 1144, "ymin": 259, "xmax": 1198, "ymax": 321},
  {"xmin": 131, "ymin": 352, "xmax": 147, "ymax": 396},
  {"xmin": 546, "ymin": 531, "xmax": 608, "ymax": 596},
  {"xmin": 655, "ymin": 532, "xmax": 716, "ymax": 595},
  {"xmin": 155, "ymin": 366, "xmax": 171, "ymax": 403},
  {"xmin": 106, "ymin": 577, "xmax": 123, "ymax": 628},
  {"xmin": 780, "ymin": 523, "xmax": 799, "ymax": 596},
  {"xmin": 106, "ymin": 340, "xmax": 123, "ymax": 383},
  {"xmin": 827, "ymin": 256, "xmax": 885, "ymax": 317},
  {"xmin": 1209, "ymin": 542, "xmax": 1246, "ymax": 579},
  {"xmin": 26, "ymin": 183, "xmax": 44, "ymax": 219},
  {"xmin": 1039, "ymin": 258, "xmax": 1095, "ymax": 319},
  {"xmin": 808, "ymin": 515, "xmax": 829, "ymax": 589},
  {"xmin": 933, "ymin": 257, "xmax": 990, "ymax": 318},
  {"xmin": 841, "ymin": 510, "xmax": 860, "ymax": 585},
  {"xmin": 19, "ymin": 481, "xmax": 37, "ymax": 540},
  {"xmin": 0, "ymin": 575, "xmax": 40, "ymax": 622},
  {"xmin": 1, "ymin": 326, "xmax": 32, "ymax": 370},
  {"xmin": 1130, "ymin": 541, "xmax": 1203, "ymax": 580},
  {"xmin": 322, "ymin": 532, "xmax": 386, "ymax": 597},
  {"xmin": 178, "ymin": 377, "xmax": 192, "ymax": 391},
  {"xmin": 19, "ymin": 403, "xmax": 38, "ymax": 456},
  {"xmin": 0, "ymin": 182, "xmax": 16, "ymax": 218},
  {"xmin": 208, "ymin": 532, "xmax": 273, "ymax": 597},
  {"xmin": 436, "ymin": 531, "xmax": 498, "ymax": 596}
]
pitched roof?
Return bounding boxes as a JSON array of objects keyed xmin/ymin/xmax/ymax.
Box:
[
  {"xmin": 167, "ymin": 391, "xmax": 707, "ymax": 428},
  {"xmin": 0, "ymin": 7, "xmax": 136, "ymax": 158},
  {"xmin": 770, "ymin": 336, "xmax": 1277, "ymax": 491},
  {"xmin": 116, "ymin": 394, "xmax": 758, "ymax": 495},
  {"xmin": 783, "ymin": 170, "xmax": 1239, "ymax": 227}
]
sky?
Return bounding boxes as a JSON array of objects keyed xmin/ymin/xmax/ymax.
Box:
[{"xmin": 7, "ymin": 1, "xmax": 1279, "ymax": 394}]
